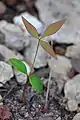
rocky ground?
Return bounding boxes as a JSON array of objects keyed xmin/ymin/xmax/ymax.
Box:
[{"xmin": 0, "ymin": 0, "xmax": 80, "ymax": 120}]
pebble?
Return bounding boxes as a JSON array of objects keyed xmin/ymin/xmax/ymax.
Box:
[
  {"xmin": 64, "ymin": 74, "xmax": 80, "ymax": 104},
  {"xmin": 67, "ymin": 100, "xmax": 78, "ymax": 111},
  {"xmin": 0, "ymin": 61, "xmax": 13, "ymax": 87},
  {"xmin": 72, "ymin": 113, "xmax": 80, "ymax": 120}
]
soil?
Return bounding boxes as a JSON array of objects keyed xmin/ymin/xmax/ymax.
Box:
[{"xmin": 0, "ymin": 68, "xmax": 76, "ymax": 120}]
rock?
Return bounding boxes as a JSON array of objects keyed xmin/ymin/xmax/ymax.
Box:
[
  {"xmin": 67, "ymin": 100, "xmax": 78, "ymax": 111},
  {"xmin": 0, "ymin": 45, "xmax": 23, "ymax": 61},
  {"xmin": 39, "ymin": 116, "xmax": 53, "ymax": 120},
  {"xmin": 56, "ymin": 117, "xmax": 61, "ymax": 120},
  {"xmin": 48, "ymin": 55, "xmax": 72, "ymax": 77},
  {"xmin": 0, "ymin": 95, "xmax": 3, "ymax": 105},
  {"xmin": 72, "ymin": 113, "xmax": 80, "ymax": 120},
  {"xmin": 0, "ymin": 2, "xmax": 6, "ymax": 14},
  {"xmin": 24, "ymin": 37, "xmax": 48, "ymax": 68},
  {"xmin": 0, "ymin": 61, "xmax": 13, "ymax": 87},
  {"xmin": 0, "ymin": 31, "xmax": 5, "ymax": 44},
  {"xmin": 66, "ymin": 44, "xmax": 80, "ymax": 58},
  {"xmin": 36, "ymin": 0, "xmax": 80, "ymax": 44},
  {"xmin": 71, "ymin": 58, "xmax": 80, "ymax": 73},
  {"xmin": 0, "ymin": 22, "xmax": 30, "ymax": 51},
  {"xmin": 15, "ymin": 62, "xmax": 31, "ymax": 85},
  {"xmin": 15, "ymin": 71, "xmax": 27, "ymax": 85},
  {"xmin": 64, "ymin": 74, "xmax": 80, "ymax": 104},
  {"xmin": 13, "ymin": 12, "xmax": 43, "ymax": 35}
]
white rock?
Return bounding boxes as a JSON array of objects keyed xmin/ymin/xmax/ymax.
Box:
[
  {"xmin": 56, "ymin": 117, "xmax": 61, "ymax": 120},
  {"xmin": 36, "ymin": 0, "xmax": 80, "ymax": 44},
  {"xmin": 15, "ymin": 62, "xmax": 31, "ymax": 84},
  {"xmin": 0, "ymin": 45, "xmax": 23, "ymax": 61},
  {"xmin": 15, "ymin": 71, "xmax": 27, "ymax": 85},
  {"xmin": 67, "ymin": 100, "xmax": 78, "ymax": 111},
  {"xmin": 1, "ymin": 22, "xmax": 30, "ymax": 51},
  {"xmin": 48, "ymin": 55, "xmax": 72, "ymax": 77},
  {"xmin": 66, "ymin": 44, "xmax": 80, "ymax": 58},
  {"xmin": 64, "ymin": 74, "xmax": 80, "ymax": 104},
  {"xmin": 72, "ymin": 113, "xmax": 80, "ymax": 120},
  {"xmin": 13, "ymin": 12, "xmax": 43, "ymax": 35},
  {"xmin": 24, "ymin": 37, "xmax": 48, "ymax": 68},
  {"xmin": 0, "ymin": 61, "xmax": 13, "ymax": 87}
]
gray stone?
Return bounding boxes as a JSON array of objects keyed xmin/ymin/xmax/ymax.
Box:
[
  {"xmin": 64, "ymin": 74, "xmax": 80, "ymax": 104},
  {"xmin": 24, "ymin": 37, "xmax": 48, "ymax": 68},
  {"xmin": 66, "ymin": 44, "xmax": 80, "ymax": 58},
  {"xmin": 1, "ymin": 22, "xmax": 30, "ymax": 51},
  {"xmin": 13, "ymin": 12, "xmax": 43, "ymax": 35},
  {"xmin": 0, "ymin": 61, "xmax": 13, "ymax": 87},
  {"xmin": 15, "ymin": 71, "xmax": 27, "ymax": 85},
  {"xmin": 36, "ymin": 0, "xmax": 80, "ymax": 44},
  {"xmin": 72, "ymin": 113, "xmax": 80, "ymax": 120},
  {"xmin": 56, "ymin": 117, "xmax": 61, "ymax": 120},
  {"xmin": 39, "ymin": 116, "xmax": 53, "ymax": 120},
  {"xmin": 67, "ymin": 100, "xmax": 78, "ymax": 111},
  {"xmin": 48, "ymin": 55, "xmax": 72, "ymax": 77},
  {"xmin": 0, "ymin": 45, "xmax": 23, "ymax": 61}
]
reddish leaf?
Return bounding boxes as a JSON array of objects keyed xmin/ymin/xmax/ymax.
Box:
[
  {"xmin": 22, "ymin": 16, "xmax": 39, "ymax": 38},
  {"xmin": 0, "ymin": 105, "xmax": 12, "ymax": 120},
  {"xmin": 40, "ymin": 39, "xmax": 57, "ymax": 59},
  {"xmin": 41, "ymin": 19, "xmax": 66, "ymax": 38}
]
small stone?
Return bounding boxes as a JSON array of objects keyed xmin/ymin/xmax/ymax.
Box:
[
  {"xmin": 66, "ymin": 44, "xmax": 80, "ymax": 58},
  {"xmin": 72, "ymin": 113, "xmax": 80, "ymax": 120},
  {"xmin": 0, "ymin": 45, "xmax": 23, "ymax": 61},
  {"xmin": 25, "ymin": 112, "xmax": 29, "ymax": 118},
  {"xmin": 0, "ymin": 61, "xmax": 13, "ymax": 86},
  {"xmin": 56, "ymin": 117, "xmax": 61, "ymax": 120},
  {"xmin": 39, "ymin": 116, "xmax": 53, "ymax": 120},
  {"xmin": 64, "ymin": 74, "xmax": 80, "ymax": 104},
  {"xmin": 14, "ymin": 71, "xmax": 27, "ymax": 85},
  {"xmin": 48, "ymin": 55, "xmax": 72, "ymax": 77},
  {"xmin": 67, "ymin": 100, "xmax": 78, "ymax": 111},
  {"xmin": 13, "ymin": 12, "xmax": 43, "ymax": 34},
  {"xmin": 1, "ymin": 23, "xmax": 30, "ymax": 51}
]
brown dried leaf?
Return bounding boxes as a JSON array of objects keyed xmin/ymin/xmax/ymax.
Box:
[
  {"xmin": 41, "ymin": 19, "xmax": 66, "ymax": 38},
  {"xmin": 22, "ymin": 16, "xmax": 39, "ymax": 38},
  {"xmin": 40, "ymin": 39, "xmax": 57, "ymax": 59}
]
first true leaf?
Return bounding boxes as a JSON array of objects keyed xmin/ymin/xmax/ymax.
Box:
[
  {"xmin": 9, "ymin": 58, "xmax": 27, "ymax": 74},
  {"xmin": 22, "ymin": 16, "xmax": 39, "ymax": 39}
]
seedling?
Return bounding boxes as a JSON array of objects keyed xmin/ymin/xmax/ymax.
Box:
[{"xmin": 9, "ymin": 17, "xmax": 66, "ymax": 103}]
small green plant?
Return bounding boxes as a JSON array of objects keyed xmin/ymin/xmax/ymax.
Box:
[{"xmin": 9, "ymin": 17, "xmax": 66, "ymax": 103}]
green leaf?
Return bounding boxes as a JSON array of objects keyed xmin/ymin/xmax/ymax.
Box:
[
  {"xmin": 41, "ymin": 19, "xmax": 66, "ymax": 38},
  {"xmin": 22, "ymin": 16, "xmax": 39, "ymax": 38},
  {"xmin": 29, "ymin": 75, "xmax": 43, "ymax": 93},
  {"xmin": 9, "ymin": 58, "xmax": 27, "ymax": 74},
  {"xmin": 40, "ymin": 39, "xmax": 57, "ymax": 59}
]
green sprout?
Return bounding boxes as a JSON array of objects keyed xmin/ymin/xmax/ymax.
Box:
[{"xmin": 9, "ymin": 17, "xmax": 66, "ymax": 103}]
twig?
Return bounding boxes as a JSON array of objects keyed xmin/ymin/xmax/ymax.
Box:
[
  {"xmin": 45, "ymin": 70, "xmax": 52, "ymax": 109},
  {"xmin": 45, "ymin": 40, "xmax": 53, "ymax": 109}
]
